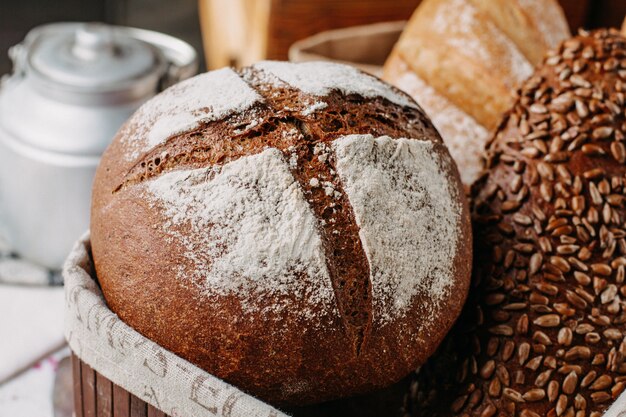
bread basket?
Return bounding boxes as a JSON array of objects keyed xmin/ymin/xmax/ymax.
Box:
[
  {"xmin": 64, "ymin": 233, "xmax": 411, "ymax": 417},
  {"xmin": 65, "ymin": 233, "xmax": 626, "ymax": 417}
]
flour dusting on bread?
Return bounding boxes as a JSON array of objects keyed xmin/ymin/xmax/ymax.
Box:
[
  {"xmin": 147, "ymin": 133, "xmax": 462, "ymax": 325},
  {"xmin": 146, "ymin": 147, "xmax": 336, "ymax": 320},
  {"xmin": 433, "ymin": 0, "xmax": 532, "ymax": 84},
  {"xmin": 255, "ymin": 61, "xmax": 418, "ymax": 109},
  {"xmin": 389, "ymin": 57, "xmax": 489, "ymax": 185},
  {"xmin": 121, "ymin": 68, "xmax": 262, "ymax": 160},
  {"xmin": 333, "ymin": 135, "xmax": 461, "ymax": 324}
]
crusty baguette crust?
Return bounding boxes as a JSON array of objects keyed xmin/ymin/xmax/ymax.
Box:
[
  {"xmin": 391, "ymin": 0, "xmax": 533, "ymax": 130},
  {"xmin": 469, "ymin": 0, "xmax": 570, "ymax": 65},
  {"xmin": 383, "ymin": 0, "xmax": 570, "ymax": 186}
]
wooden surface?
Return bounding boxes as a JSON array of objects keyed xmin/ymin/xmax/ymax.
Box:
[
  {"xmin": 72, "ymin": 355, "xmax": 84, "ymax": 417},
  {"xmin": 82, "ymin": 363, "xmax": 96, "ymax": 417},
  {"xmin": 559, "ymin": 0, "xmax": 591, "ymax": 32},
  {"xmin": 113, "ymin": 384, "xmax": 131, "ymax": 417},
  {"xmin": 71, "ymin": 354, "xmax": 170, "ymax": 417},
  {"xmin": 199, "ymin": 0, "xmax": 271, "ymax": 68},
  {"xmin": 96, "ymin": 373, "xmax": 113, "ymax": 417},
  {"xmin": 147, "ymin": 404, "xmax": 167, "ymax": 417},
  {"xmin": 200, "ymin": 0, "xmax": 626, "ymax": 69},
  {"xmin": 199, "ymin": 0, "xmax": 422, "ymax": 68},
  {"xmin": 264, "ymin": 0, "xmax": 422, "ymax": 60}
]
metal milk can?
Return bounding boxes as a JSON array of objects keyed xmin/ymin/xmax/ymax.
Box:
[{"xmin": 0, "ymin": 22, "xmax": 197, "ymax": 269}]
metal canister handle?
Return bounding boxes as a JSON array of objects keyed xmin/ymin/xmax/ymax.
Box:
[{"xmin": 123, "ymin": 26, "xmax": 198, "ymax": 91}]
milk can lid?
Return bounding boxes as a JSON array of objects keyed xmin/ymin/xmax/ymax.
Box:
[{"xmin": 26, "ymin": 23, "xmax": 162, "ymax": 94}]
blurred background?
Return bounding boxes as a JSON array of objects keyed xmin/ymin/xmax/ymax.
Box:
[
  {"xmin": 0, "ymin": 0, "xmax": 205, "ymax": 74},
  {"xmin": 1, "ymin": 0, "xmax": 626, "ymax": 75}
]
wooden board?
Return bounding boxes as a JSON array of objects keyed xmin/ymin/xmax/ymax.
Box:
[
  {"xmin": 71, "ymin": 354, "xmax": 170, "ymax": 417},
  {"xmin": 72, "ymin": 354, "xmax": 84, "ymax": 417},
  {"xmin": 265, "ymin": 0, "xmax": 423, "ymax": 60},
  {"xmin": 147, "ymin": 405, "xmax": 167, "ymax": 417},
  {"xmin": 81, "ymin": 363, "xmax": 97, "ymax": 417},
  {"xmin": 96, "ymin": 373, "xmax": 113, "ymax": 417},
  {"xmin": 199, "ymin": 0, "xmax": 422, "ymax": 68},
  {"xmin": 113, "ymin": 384, "xmax": 131, "ymax": 417},
  {"xmin": 130, "ymin": 395, "xmax": 148, "ymax": 417}
]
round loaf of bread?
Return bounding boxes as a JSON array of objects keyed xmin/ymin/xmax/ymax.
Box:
[
  {"xmin": 406, "ymin": 29, "xmax": 626, "ymax": 417},
  {"xmin": 90, "ymin": 61, "xmax": 472, "ymax": 406}
]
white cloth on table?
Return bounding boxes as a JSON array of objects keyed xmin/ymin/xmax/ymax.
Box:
[
  {"xmin": 0, "ymin": 347, "xmax": 69, "ymax": 417},
  {"xmin": 0, "ymin": 284, "xmax": 65, "ymax": 383}
]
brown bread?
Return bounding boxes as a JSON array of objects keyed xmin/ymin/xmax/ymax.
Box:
[{"xmin": 90, "ymin": 61, "xmax": 472, "ymax": 406}]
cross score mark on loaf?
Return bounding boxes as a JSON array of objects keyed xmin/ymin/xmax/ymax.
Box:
[{"xmin": 114, "ymin": 62, "xmax": 457, "ymax": 356}]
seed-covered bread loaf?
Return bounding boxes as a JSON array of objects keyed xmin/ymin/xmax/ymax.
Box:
[
  {"xmin": 405, "ymin": 29, "xmax": 626, "ymax": 417},
  {"xmin": 90, "ymin": 61, "xmax": 472, "ymax": 406}
]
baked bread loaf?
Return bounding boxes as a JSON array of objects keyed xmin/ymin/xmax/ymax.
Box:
[
  {"xmin": 90, "ymin": 61, "xmax": 472, "ymax": 406},
  {"xmin": 406, "ymin": 29, "xmax": 626, "ymax": 417},
  {"xmin": 383, "ymin": 0, "xmax": 570, "ymax": 186},
  {"xmin": 470, "ymin": 0, "xmax": 571, "ymax": 65}
]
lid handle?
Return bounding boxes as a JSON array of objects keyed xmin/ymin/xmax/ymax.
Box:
[
  {"xmin": 71, "ymin": 24, "xmax": 116, "ymax": 61},
  {"xmin": 121, "ymin": 27, "xmax": 198, "ymax": 91}
]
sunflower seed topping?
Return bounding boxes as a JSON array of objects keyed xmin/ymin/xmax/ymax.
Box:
[{"xmin": 406, "ymin": 30, "xmax": 626, "ymax": 417}]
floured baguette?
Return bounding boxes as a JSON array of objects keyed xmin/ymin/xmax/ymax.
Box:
[
  {"xmin": 383, "ymin": 0, "xmax": 570, "ymax": 187},
  {"xmin": 470, "ymin": 0, "xmax": 570, "ymax": 65},
  {"xmin": 391, "ymin": 0, "xmax": 534, "ymax": 130}
]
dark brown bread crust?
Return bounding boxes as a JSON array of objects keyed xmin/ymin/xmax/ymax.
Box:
[
  {"xmin": 91, "ymin": 64, "xmax": 471, "ymax": 406},
  {"xmin": 406, "ymin": 29, "xmax": 626, "ymax": 417}
]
